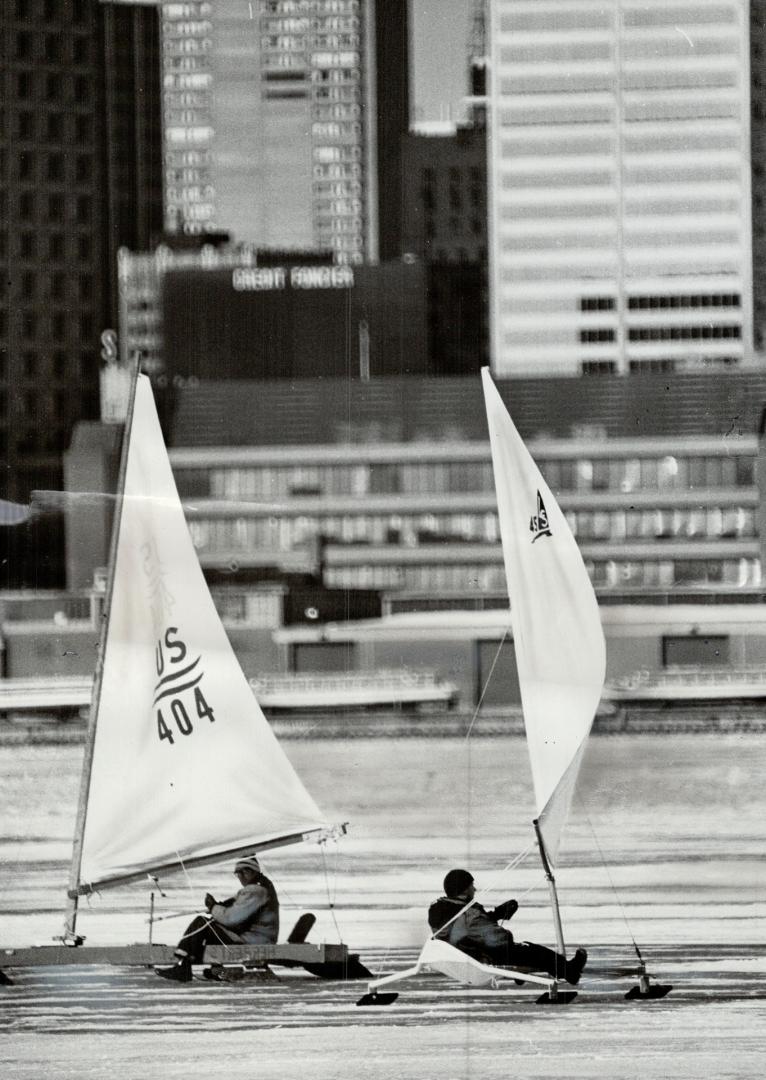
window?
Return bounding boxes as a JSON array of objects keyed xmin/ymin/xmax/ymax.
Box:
[
  {"xmin": 50, "ymin": 234, "xmax": 65, "ymax": 260},
  {"xmin": 22, "ymin": 312, "xmax": 37, "ymax": 339},
  {"xmin": 78, "ymin": 273, "xmax": 92, "ymax": 301},
  {"xmin": 44, "ymin": 34, "xmax": 61, "ymax": 62},
  {"xmin": 75, "ymin": 155, "xmax": 91, "ymax": 182},
  {"xmin": 17, "ymin": 72, "xmax": 32, "ymax": 99},
  {"xmin": 77, "ymin": 235, "xmax": 91, "ymax": 260},
  {"xmin": 51, "ymin": 273, "xmax": 65, "ymax": 300},
  {"xmin": 21, "ymin": 272, "xmax": 35, "ymax": 298},
  {"xmin": 580, "ymin": 297, "xmax": 615, "ymax": 311},
  {"xmin": 47, "ymin": 154, "xmax": 64, "ymax": 181},
  {"xmin": 17, "ymin": 152, "xmax": 33, "ymax": 180},
  {"xmin": 47, "ymin": 113, "xmax": 64, "ymax": 140},
  {"xmin": 73, "ymin": 35, "xmax": 88, "ymax": 64},
  {"xmin": 46, "ymin": 73, "xmax": 62, "ymax": 101},
  {"xmin": 48, "ymin": 193, "xmax": 64, "ymax": 222},
  {"xmin": 582, "ymin": 360, "xmax": 616, "ymax": 374},
  {"xmin": 19, "ymin": 192, "xmax": 34, "ymax": 220},
  {"xmin": 22, "ymin": 352, "xmax": 37, "ymax": 377},
  {"xmin": 17, "ymin": 111, "xmax": 34, "ymax": 139},
  {"xmin": 580, "ymin": 328, "xmax": 615, "ymax": 343},
  {"xmin": 16, "ymin": 32, "xmax": 33, "ymax": 60},
  {"xmin": 662, "ymin": 635, "xmax": 729, "ymax": 667}
]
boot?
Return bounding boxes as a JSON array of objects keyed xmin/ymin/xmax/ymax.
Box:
[
  {"xmin": 155, "ymin": 956, "xmax": 193, "ymax": 983},
  {"xmin": 565, "ymin": 948, "xmax": 588, "ymax": 985}
]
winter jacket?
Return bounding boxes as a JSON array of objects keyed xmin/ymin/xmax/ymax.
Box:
[
  {"xmin": 428, "ymin": 896, "xmax": 512, "ymax": 958},
  {"xmin": 209, "ymin": 875, "xmax": 280, "ymax": 944}
]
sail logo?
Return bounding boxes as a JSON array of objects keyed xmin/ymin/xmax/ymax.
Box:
[
  {"xmin": 529, "ymin": 492, "xmax": 552, "ymax": 543},
  {"xmin": 154, "ymin": 626, "xmax": 216, "ymax": 745}
]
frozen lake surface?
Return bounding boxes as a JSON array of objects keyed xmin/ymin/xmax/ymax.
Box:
[{"xmin": 1, "ymin": 733, "xmax": 764, "ymax": 1078}]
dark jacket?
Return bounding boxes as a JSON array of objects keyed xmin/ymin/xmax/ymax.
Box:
[
  {"xmin": 209, "ymin": 874, "xmax": 279, "ymax": 944},
  {"xmin": 428, "ymin": 896, "xmax": 512, "ymax": 958}
]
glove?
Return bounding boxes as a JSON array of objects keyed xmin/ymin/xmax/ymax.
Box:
[
  {"xmin": 204, "ymin": 893, "xmax": 216, "ymax": 911},
  {"xmin": 492, "ymin": 899, "xmax": 518, "ymax": 921}
]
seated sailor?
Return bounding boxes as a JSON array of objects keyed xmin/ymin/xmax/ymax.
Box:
[
  {"xmin": 156, "ymin": 854, "xmax": 279, "ymax": 983},
  {"xmin": 427, "ymin": 868, "xmax": 587, "ymax": 985}
]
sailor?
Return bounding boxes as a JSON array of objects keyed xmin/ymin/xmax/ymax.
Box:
[
  {"xmin": 428, "ymin": 868, "xmax": 587, "ymax": 985},
  {"xmin": 156, "ymin": 854, "xmax": 280, "ymax": 983}
]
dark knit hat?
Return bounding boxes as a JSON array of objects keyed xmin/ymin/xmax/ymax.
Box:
[{"xmin": 443, "ymin": 868, "xmax": 474, "ymax": 898}]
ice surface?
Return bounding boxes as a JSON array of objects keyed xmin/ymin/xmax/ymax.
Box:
[{"xmin": 1, "ymin": 733, "xmax": 765, "ymax": 1078}]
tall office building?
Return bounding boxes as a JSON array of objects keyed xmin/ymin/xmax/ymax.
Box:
[
  {"xmin": 0, "ymin": 0, "xmax": 162, "ymax": 585},
  {"xmin": 161, "ymin": 0, "xmax": 409, "ymax": 264},
  {"xmin": 752, "ymin": 0, "xmax": 766, "ymax": 353},
  {"xmin": 488, "ymin": 0, "xmax": 755, "ymax": 376}
]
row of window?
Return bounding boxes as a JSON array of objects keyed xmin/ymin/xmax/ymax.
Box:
[
  {"xmin": 580, "ymin": 293, "xmax": 741, "ymax": 311},
  {"xmin": 581, "ymin": 325, "xmax": 742, "ymax": 344},
  {"xmin": 13, "ymin": 152, "xmax": 93, "ymax": 182},
  {"xmin": 0, "ymin": 309, "xmax": 95, "ymax": 342},
  {"xmin": 8, "ymin": 232, "xmax": 91, "ymax": 262},
  {"xmin": 323, "ymin": 558, "xmax": 762, "ymax": 594},
  {"xmin": 15, "ymin": 110, "xmax": 91, "ymax": 143},
  {"xmin": 186, "ymin": 452, "xmax": 755, "ymax": 501},
  {"xmin": 12, "ymin": 191, "xmax": 93, "ymax": 224},
  {"xmin": 582, "ymin": 358, "xmax": 742, "ymax": 375},
  {"xmin": 15, "ymin": 70, "xmax": 90, "ymax": 104},
  {"xmin": 13, "ymin": 30, "xmax": 90, "ymax": 63},
  {"xmin": 629, "ymin": 325, "xmax": 741, "ymax": 342},
  {"xmin": 5, "ymin": 272, "xmax": 92, "ymax": 301},
  {"xmin": 188, "ymin": 505, "xmax": 757, "ymax": 554}
]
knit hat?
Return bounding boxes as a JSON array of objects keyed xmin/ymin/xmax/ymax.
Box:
[
  {"xmin": 234, "ymin": 855, "xmax": 261, "ymax": 874},
  {"xmin": 443, "ymin": 868, "xmax": 474, "ymax": 898}
]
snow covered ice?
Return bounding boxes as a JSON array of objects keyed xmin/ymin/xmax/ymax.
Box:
[{"xmin": 1, "ymin": 732, "xmax": 764, "ymax": 1079}]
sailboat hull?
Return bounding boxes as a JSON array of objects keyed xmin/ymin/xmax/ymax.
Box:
[{"xmin": 0, "ymin": 941, "xmax": 355, "ymax": 973}]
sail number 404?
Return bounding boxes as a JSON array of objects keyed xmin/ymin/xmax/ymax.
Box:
[{"xmin": 157, "ymin": 688, "xmax": 215, "ymax": 744}]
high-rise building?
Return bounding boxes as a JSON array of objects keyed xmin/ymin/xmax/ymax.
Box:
[
  {"xmin": 488, "ymin": 0, "xmax": 755, "ymax": 376},
  {"xmin": 160, "ymin": 0, "xmax": 409, "ymax": 264},
  {"xmin": 0, "ymin": 0, "xmax": 162, "ymax": 586},
  {"xmin": 752, "ymin": 0, "xmax": 766, "ymax": 353},
  {"xmin": 401, "ymin": 125, "xmax": 488, "ymax": 373}
]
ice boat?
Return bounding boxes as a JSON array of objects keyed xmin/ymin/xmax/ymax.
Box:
[
  {"xmin": 359, "ymin": 369, "xmax": 670, "ymax": 1006},
  {"xmin": 1, "ymin": 373, "xmax": 366, "ymax": 984}
]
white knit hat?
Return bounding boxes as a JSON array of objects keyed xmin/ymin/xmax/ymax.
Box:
[{"xmin": 234, "ymin": 855, "xmax": 261, "ymax": 874}]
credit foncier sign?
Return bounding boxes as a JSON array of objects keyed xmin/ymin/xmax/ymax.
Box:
[{"xmin": 232, "ymin": 265, "xmax": 355, "ymax": 292}]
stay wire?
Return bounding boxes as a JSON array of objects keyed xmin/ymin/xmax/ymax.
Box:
[
  {"xmin": 464, "ymin": 625, "xmax": 510, "ymax": 741},
  {"xmin": 575, "ymin": 791, "xmax": 643, "ymax": 963},
  {"xmin": 319, "ymin": 840, "xmax": 344, "ymax": 943}
]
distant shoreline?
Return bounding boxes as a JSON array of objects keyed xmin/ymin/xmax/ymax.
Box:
[{"xmin": 2, "ymin": 705, "xmax": 765, "ymax": 746}]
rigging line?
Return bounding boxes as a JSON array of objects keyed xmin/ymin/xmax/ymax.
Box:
[
  {"xmin": 319, "ymin": 842, "xmax": 344, "ymax": 943},
  {"xmin": 464, "ymin": 624, "xmax": 510, "ymax": 741},
  {"xmin": 575, "ymin": 791, "xmax": 642, "ymax": 958}
]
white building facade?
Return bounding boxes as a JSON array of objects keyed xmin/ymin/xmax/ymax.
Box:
[{"xmin": 488, "ymin": 0, "xmax": 755, "ymax": 375}]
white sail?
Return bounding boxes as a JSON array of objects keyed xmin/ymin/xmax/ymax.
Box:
[
  {"xmin": 78, "ymin": 375, "xmax": 327, "ymax": 891},
  {"xmin": 482, "ymin": 369, "xmax": 605, "ymax": 863}
]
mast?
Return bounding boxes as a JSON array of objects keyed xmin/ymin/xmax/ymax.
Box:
[
  {"xmin": 64, "ymin": 360, "xmax": 141, "ymax": 940},
  {"xmin": 533, "ymin": 818, "xmax": 565, "ymax": 956}
]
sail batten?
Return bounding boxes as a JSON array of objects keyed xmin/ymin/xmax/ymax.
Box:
[
  {"xmin": 481, "ymin": 369, "xmax": 605, "ymax": 863},
  {"xmin": 76, "ymin": 376, "xmax": 329, "ymax": 893}
]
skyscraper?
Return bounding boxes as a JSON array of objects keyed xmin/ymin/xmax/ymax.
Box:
[
  {"xmin": 488, "ymin": 0, "xmax": 755, "ymax": 376},
  {"xmin": 161, "ymin": 0, "xmax": 409, "ymax": 263},
  {"xmin": 0, "ymin": 0, "xmax": 162, "ymax": 585}
]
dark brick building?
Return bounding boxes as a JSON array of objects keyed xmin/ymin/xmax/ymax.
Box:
[{"xmin": 0, "ymin": 0, "xmax": 162, "ymax": 585}]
